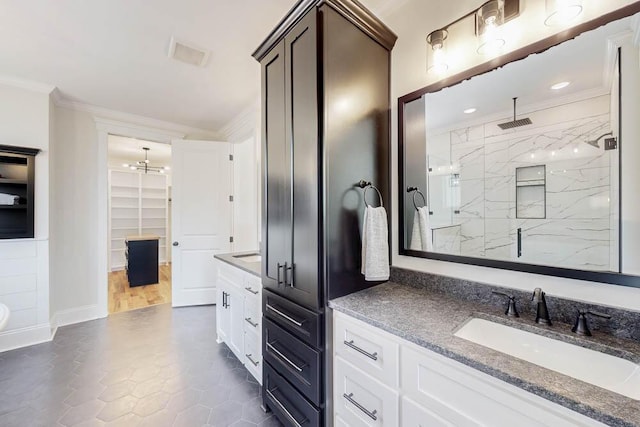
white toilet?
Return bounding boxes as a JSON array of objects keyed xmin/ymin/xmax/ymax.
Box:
[{"xmin": 0, "ymin": 303, "xmax": 9, "ymax": 331}]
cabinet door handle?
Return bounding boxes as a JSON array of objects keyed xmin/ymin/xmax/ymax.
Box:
[
  {"xmin": 343, "ymin": 340, "xmax": 378, "ymax": 361},
  {"xmin": 286, "ymin": 264, "xmax": 294, "ymax": 287},
  {"xmin": 343, "ymin": 392, "xmax": 378, "ymax": 421},
  {"xmin": 276, "ymin": 262, "xmax": 285, "ymax": 285},
  {"xmin": 266, "ymin": 341, "xmax": 304, "ymax": 372},
  {"xmin": 222, "ymin": 291, "xmax": 226, "ymax": 308},
  {"xmin": 266, "ymin": 389, "xmax": 306, "ymax": 427},
  {"xmin": 245, "ymin": 353, "xmax": 260, "ymax": 367},
  {"xmin": 245, "ymin": 317, "xmax": 259, "ymax": 328},
  {"xmin": 244, "ymin": 286, "xmax": 259, "ymax": 295},
  {"xmin": 266, "ymin": 304, "xmax": 304, "ymax": 327}
]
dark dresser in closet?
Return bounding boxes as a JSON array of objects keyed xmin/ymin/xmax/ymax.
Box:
[
  {"xmin": 253, "ymin": 1, "xmax": 396, "ymax": 425},
  {"xmin": 125, "ymin": 235, "xmax": 159, "ymax": 287}
]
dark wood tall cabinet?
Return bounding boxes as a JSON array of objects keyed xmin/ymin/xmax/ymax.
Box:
[{"xmin": 254, "ymin": 1, "xmax": 395, "ymax": 425}]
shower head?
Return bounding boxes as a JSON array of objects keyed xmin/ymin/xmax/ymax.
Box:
[
  {"xmin": 498, "ymin": 97, "xmax": 532, "ymax": 130},
  {"xmin": 585, "ymin": 132, "xmax": 612, "ymax": 149}
]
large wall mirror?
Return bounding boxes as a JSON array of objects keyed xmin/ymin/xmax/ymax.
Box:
[{"xmin": 399, "ymin": 6, "xmax": 640, "ymax": 287}]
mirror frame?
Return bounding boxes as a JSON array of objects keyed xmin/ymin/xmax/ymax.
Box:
[{"xmin": 398, "ymin": 2, "xmax": 640, "ymax": 288}]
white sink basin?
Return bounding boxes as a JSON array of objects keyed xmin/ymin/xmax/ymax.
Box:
[
  {"xmin": 454, "ymin": 318, "xmax": 640, "ymax": 400},
  {"xmin": 0, "ymin": 303, "xmax": 9, "ymax": 331},
  {"xmin": 234, "ymin": 254, "xmax": 261, "ymax": 263}
]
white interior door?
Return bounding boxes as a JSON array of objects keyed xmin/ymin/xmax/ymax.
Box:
[{"xmin": 172, "ymin": 139, "xmax": 232, "ymax": 307}]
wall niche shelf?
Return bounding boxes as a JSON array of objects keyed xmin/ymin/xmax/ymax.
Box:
[{"xmin": 0, "ymin": 145, "xmax": 40, "ymax": 239}]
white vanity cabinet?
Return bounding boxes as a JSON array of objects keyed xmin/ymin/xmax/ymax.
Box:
[
  {"xmin": 333, "ymin": 311, "xmax": 607, "ymax": 427},
  {"xmin": 216, "ymin": 260, "xmax": 263, "ymax": 384}
]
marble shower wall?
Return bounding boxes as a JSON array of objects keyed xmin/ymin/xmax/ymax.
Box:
[{"xmin": 428, "ymin": 95, "xmax": 618, "ymax": 271}]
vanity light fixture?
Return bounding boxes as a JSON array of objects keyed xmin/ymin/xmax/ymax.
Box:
[
  {"xmin": 463, "ymin": 108, "xmax": 477, "ymax": 114},
  {"xmin": 544, "ymin": 0, "xmax": 583, "ymax": 27},
  {"xmin": 427, "ymin": 29, "xmax": 449, "ymax": 74},
  {"xmin": 550, "ymin": 81, "xmax": 571, "ymax": 90},
  {"xmin": 476, "ymin": 0, "xmax": 506, "ymax": 55}
]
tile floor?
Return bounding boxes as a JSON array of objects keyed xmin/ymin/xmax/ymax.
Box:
[{"xmin": 0, "ymin": 304, "xmax": 283, "ymax": 427}]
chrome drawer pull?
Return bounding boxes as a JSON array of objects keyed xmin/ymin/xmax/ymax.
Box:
[
  {"xmin": 245, "ymin": 317, "xmax": 259, "ymax": 328},
  {"xmin": 266, "ymin": 304, "xmax": 303, "ymax": 327},
  {"xmin": 344, "ymin": 340, "xmax": 378, "ymax": 361},
  {"xmin": 266, "ymin": 389, "xmax": 306, "ymax": 427},
  {"xmin": 267, "ymin": 342, "xmax": 304, "ymax": 373},
  {"xmin": 245, "ymin": 353, "xmax": 260, "ymax": 367},
  {"xmin": 343, "ymin": 392, "xmax": 378, "ymax": 421},
  {"xmin": 245, "ymin": 286, "xmax": 259, "ymax": 295}
]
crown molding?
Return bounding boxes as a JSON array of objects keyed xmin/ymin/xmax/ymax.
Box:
[
  {"xmin": 0, "ymin": 74, "xmax": 56, "ymax": 94},
  {"xmin": 252, "ymin": 0, "xmax": 397, "ymax": 61},
  {"xmin": 54, "ymin": 97, "xmax": 222, "ymax": 140},
  {"xmin": 219, "ymin": 100, "xmax": 260, "ymax": 142}
]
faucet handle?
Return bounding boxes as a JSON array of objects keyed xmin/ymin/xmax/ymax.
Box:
[
  {"xmin": 492, "ymin": 291, "xmax": 520, "ymax": 318},
  {"xmin": 531, "ymin": 287, "xmax": 543, "ymax": 302},
  {"xmin": 572, "ymin": 310, "xmax": 611, "ymax": 336}
]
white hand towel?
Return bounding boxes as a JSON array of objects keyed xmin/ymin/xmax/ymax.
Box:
[
  {"xmin": 417, "ymin": 206, "xmax": 433, "ymax": 251},
  {"xmin": 0, "ymin": 193, "xmax": 19, "ymax": 206},
  {"xmin": 408, "ymin": 206, "xmax": 433, "ymax": 251},
  {"xmin": 361, "ymin": 205, "xmax": 390, "ymax": 281},
  {"xmin": 408, "ymin": 210, "xmax": 422, "ymax": 251}
]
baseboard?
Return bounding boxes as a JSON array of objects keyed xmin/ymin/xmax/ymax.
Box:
[
  {"xmin": 50, "ymin": 304, "xmax": 101, "ymax": 336},
  {"xmin": 0, "ymin": 323, "xmax": 52, "ymax": 353},
  {"xmin": 0, "ymin": 304, "xmax": 103, "ymax": 354}
]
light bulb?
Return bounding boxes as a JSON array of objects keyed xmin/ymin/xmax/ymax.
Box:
[
  {"xmin": 130, "ymin": 166, "xmax": 136, "ymax": 170},
  {"xmin": 122, "ymin": 163, "xmax": 129, "ymax": 167},
  {"xmin": 163, "ymin": 166, "xmax": 171, "ymax": 170},
  {"xmin": 477, "ymin": 17, "xmax": 505, "ymax": 55}
]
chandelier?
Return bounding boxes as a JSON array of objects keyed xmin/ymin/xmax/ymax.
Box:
[{"xmin": 122, "ymin": 147, "xmax": 170, "ymax": 174}]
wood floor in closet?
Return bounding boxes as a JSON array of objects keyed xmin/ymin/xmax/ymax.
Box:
[{"xmin": 108, "ymin": 264, "xmax": 171, "ymax": 314}]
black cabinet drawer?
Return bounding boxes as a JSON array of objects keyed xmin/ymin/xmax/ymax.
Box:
[
  {"xmin": 263, "ymin": 290, "xmax": 322, "ymax": 348},
  {"xmin": 264, "ymin": 361, "xmax": 321, "ymax": 427},
  {"xmin": 264, "ymin": 318, "xmax": 322, "ymax": 406}
]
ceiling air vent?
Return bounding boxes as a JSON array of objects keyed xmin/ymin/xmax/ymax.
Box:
[{"xmin": 168, "ymin": 37, "xmax": 210, "ymax": 67}]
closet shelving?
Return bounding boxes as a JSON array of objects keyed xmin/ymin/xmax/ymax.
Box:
[{"xmin": 109, "ymin": 170, "xmax": 169, "ymax": 271}]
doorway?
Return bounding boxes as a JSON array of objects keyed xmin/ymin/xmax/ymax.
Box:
[{"xmin": 107, "ymin": 136, "xmax": 172, "ymax": 314}]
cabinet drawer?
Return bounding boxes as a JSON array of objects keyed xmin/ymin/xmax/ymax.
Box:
[
  {"xmin": 264, "ymin": 318, "xmax": 322, "ymax": 406},
  {"xmin": 334, "ymin": 312, "xmax": 399, "ymax": 387},
  {"xmin": 334, "ymin": 356, "xmax": 399, "ymax": 427},
  {"xmin": 244, "ymin": 297, "xmax": 261, "ymax": 334},
  {"xmin": 264, "ymin": 362, "xmax": 321, "ymax": 427},
  {"xmin": 218, "ymin": 261, "xmax": 243, "ymax": 286},
  {"xmin": 244, "ymin": 274, "xmax": 261, "ymax": 296},
  {"xmin": 401, "ymin": 346, "xmax": 602, "ymax": 427},
  {"xmin": 263, "ymin": 290, "xmax": 322, "ymax": 348},
  {"xmin": 244, "ymin": 329, "xmax": 262, "ymax": 384},
  {"xmin": 401, "ymin": 396, "xmax": 460, "ymax": 427}
]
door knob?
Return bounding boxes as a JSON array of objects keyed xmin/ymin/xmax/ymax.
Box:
[{"xmin": 172, "ymin": 241, "xmax": 179, "ymax": 247}]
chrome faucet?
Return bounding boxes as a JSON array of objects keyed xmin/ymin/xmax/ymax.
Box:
[{"xmin": 531, "ymin": 288, "xmax": 551, "ymax": 325}]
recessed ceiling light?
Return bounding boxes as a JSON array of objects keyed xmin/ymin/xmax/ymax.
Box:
[
  {"xmin": 551, "ymin": 81, "xmax": 571, "ymax": 90},
  {"xmin": 463, "ymin": 108, "xmax": 477, "ymax": 114}
]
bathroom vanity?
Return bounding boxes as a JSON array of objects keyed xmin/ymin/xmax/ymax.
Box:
[
  {"xmin": 329, "ymin": 279, "xmax": 640, "ymax": 426},
  {"xmin": 215, "ymin": 252, "xmax": 263, "ymax": 384}
]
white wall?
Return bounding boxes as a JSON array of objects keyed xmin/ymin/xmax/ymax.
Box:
[
  {"xmin": 50, "ymin": 106, "xmax": 100, "ymax": 318},
  {"xmin": 0, "ymin": 82, "xmax": 52, "ymax": 351},
  {"xmin": 385, "ymin": 0, "xmax": 640, "ymax": 311}
]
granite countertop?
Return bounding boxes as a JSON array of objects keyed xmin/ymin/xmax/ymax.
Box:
[
  {"xmin": 214, "ymin": 251, "xmax": 261, "ymax": 277},
  {"xmin": 329, "ymin": 282, "xmax": 640, "ymax": 427}
]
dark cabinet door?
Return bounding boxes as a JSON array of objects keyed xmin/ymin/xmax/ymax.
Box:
[
  {"xmin": 261, "ymin": 41, "xmax": 291, "ymax": 291},
  {"xmin": 284, "ymin": 9, "xmax": 320, "ymax": 309}
]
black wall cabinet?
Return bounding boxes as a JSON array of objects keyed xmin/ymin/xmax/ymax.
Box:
[{"xmin": 0, "ymin": 145, "xmax": 39, "ymax": 239}]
